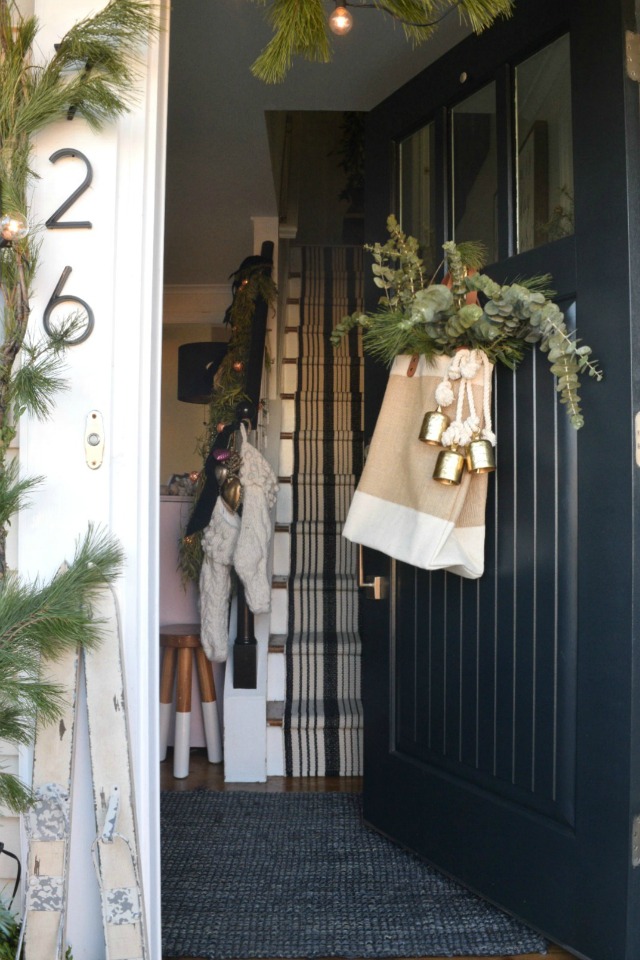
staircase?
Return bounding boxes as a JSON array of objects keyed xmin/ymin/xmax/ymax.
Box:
[{"xmin": 268, "ymin": 245, "xmax": 364, "ymax": 777}]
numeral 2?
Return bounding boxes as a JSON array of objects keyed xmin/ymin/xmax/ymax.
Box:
[
  {"xmin": 43, "ymin": 266, "xmax": 95, "ymax": 345},
  {"xmin": 46, "ymin": 149, "xmax": 93, "ymax": 230}
]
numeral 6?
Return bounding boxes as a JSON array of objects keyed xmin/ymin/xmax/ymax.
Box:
[{"xmin": 43, "ymin": 266, "xmax": 95, "ymax": 345}]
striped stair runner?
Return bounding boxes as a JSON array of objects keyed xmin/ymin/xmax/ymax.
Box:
[{"xmin": 284, "ymin": 245, "xmax": 364, "ymax": 777}]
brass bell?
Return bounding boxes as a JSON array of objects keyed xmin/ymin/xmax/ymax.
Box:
[
  {"xmin": 221, "ymin": 476, "xmax": 242, "ymax": 513},
  {"xmin": 433, "ymin": 444, "xmax": 465, "ymax": 485},
  {"xmin": 418, "ymin": 406, "xmax": 449, "ymax": 446},
  {"xmin": 466, "ymin": 436, "xmax": 496, "ymax": 474}
]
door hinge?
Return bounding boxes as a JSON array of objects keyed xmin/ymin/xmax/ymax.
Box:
[
  {"xmin": 626, "ymin": 31, "xmax": 640, "ymax": 81},
  {"xmin": 632, "ymin": 814, "xmax": 640, "ymax": 867}
]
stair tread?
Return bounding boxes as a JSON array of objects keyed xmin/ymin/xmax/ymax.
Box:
[
  {"xmin": 267, "ymin": 701, "xmax": 284, "ymax": 726},
  {"xmin": 286, "ymin": 701, "xmax": 363, "ymax": 730}
]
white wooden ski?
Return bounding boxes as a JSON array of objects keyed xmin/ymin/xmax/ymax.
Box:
[
  {"xmin": 20, "ymin": 579, "xmax": 148, "ymax": 960},
  {"xmin": 21, "ymin": 565, "xmax": 80, "ymax": 960},
  {"xmin": 84, "ymin": 583, "xmax": 148, "ymax": 960}
]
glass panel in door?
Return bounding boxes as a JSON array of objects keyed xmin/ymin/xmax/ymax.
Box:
[
  {"xmin": 451, "ymin": 82, "xmax": 497, "ymax": 263},
  {"xmin": 516, "ymin": 33, "xmax": 574, "ymax": 252},
  {"xmin": 398, "ymin": 122, "xmax": 437, "ymax": 270}
]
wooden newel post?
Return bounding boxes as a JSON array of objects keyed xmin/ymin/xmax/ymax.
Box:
[
  {"xmin": 232, "ymin": 400, "xmax": 258, "ymax": 690},
  {"xmin": 233, "ymin": 579, "xmax": 258, "ymax": 689}
]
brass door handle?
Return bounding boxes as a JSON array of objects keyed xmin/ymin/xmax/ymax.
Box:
[{"xmin": 358, "ymin": 544, "xmax": 388, "ymax": 600}]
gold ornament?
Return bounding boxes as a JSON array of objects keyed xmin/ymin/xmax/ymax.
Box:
[{"xmin": 221, "ymin": 476, "xmax": 242, "ymax": 513}]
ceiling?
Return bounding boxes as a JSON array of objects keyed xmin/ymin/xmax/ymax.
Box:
[{"xmin": 163, "ymin": 0, "xmax": 471, "ymax": 289}]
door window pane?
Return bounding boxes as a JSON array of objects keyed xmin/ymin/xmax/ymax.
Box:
[
  {"xmin": 452, "ymin": 82, "xmax": 497, "ymax": 263},
  {"xmin": 517, "ymin": 34, "xmax": 573, "ymax": 253},
  {"xmin": 399, "ymin": 123, "xmax": 437, "ymax": 270}
]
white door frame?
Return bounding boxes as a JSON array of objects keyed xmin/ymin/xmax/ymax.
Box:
[{"xmin": 18, "ymin": 1, "xmax": 170, "ymax": 954}]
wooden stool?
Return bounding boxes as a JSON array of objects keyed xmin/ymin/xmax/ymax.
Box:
[{"xmin": 159, "ymin": 623, "xmax": 223, "ymax": 778}]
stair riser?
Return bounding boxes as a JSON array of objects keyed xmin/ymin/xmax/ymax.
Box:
[
  {"xmin": 279, "ymin": 436, "xmax": 363, "ymax": 477},
  {"xmin": 285, "ymin": 329, "xmax": 362, "ymax": 360},
  {"xmin": 287, "ymin": 655, "xmax": 362, "ymax": 705},
  {"xmin": 281, "ymin": 397, "xmax": 364, "ymax": 433}
]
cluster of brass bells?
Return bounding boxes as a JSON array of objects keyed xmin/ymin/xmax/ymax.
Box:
[
  {"xmin": 214, "ymin": 449, "xmax": 243, "ymax": 513},
  {"xmin": 419, "ymin": 407, "xmax": 495, "ymax": 486}
]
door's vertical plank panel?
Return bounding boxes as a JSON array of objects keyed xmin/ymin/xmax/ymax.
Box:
[
  {"xmin": 477, "ymin": 384, "xmax": 500, "ymax": 776},
  {"xmin": 396, "ymin": 563, "xmax": 418, "ymax": 746},
  {"xmin": 427, "ymin": 572, "xmax": 447, "ymax": 756},
  {"xmin": 460, "ymin": 579, "xmax": 481, "ymax": 767},
  {"xmin": 493, "ymin": 368, "xmax": 517, "ymax": 783},
  {"xmin": 416, "ymin": 568, "xmax": 432, "ymax": 748},
  {"xmin": 444, "ymin": 572, "xmax": 462, "ymax": 758},
  {"xmin": 514, "ymin": 352, "xmax": 537, "ymax": 791}
]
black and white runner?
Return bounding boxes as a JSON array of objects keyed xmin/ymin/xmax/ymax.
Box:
[{"xmin": 284, "ymin": 246, "xmax": 364, "ymax": 777}]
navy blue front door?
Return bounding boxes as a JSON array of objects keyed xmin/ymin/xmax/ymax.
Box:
[{"xmin": 361, "ymin": 3, "xmax": 640, "ymax": 958}]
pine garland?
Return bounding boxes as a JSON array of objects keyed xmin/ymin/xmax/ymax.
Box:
[
  {"xmin": 250, "ymin": 0, "xmax": 513, "ymax": 82},
  {"xmin": 0, "ymin": 526, "xmax": 125, "ymax": 812},
  {"xmin": 178, "ymin": 262, "xmax": 277, "ymax": 582},
  {"xmin": 331, "ymin": 216, "xmax": 602, "ymax": 429},
  {"xmin": 0, "ymin": 0, "xmax": 158, "ymax": 811}
]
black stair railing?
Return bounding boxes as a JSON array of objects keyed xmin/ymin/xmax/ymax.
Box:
[
  {"xmin": 231, "ymin": 239, "xmax": 273, "ymax": 688},
  {"xmin": 186, "ymin": 240, "xmax": 274, "ymax": 690}
]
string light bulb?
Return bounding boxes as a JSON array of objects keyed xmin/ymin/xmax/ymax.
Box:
[
  {"xmin": 0, "ymin": 213, "xmax": 28, "ymax": 242},
  {"xmin": 329, "ymin": 5, "xmax": 353, "ymax": 35}
]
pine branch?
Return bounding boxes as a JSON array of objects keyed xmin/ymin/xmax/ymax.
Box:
[
  {"xmin": 251, "ymin": 0, "xmax": 329, "ymax": 83},
  {"xmin": 0, "ymin": 459, "xmax": 42, "ymax": 530},
  {"xmin": 250, "ymin": 0, "xmax": 513, "ymax": 82},
  {"xmin": 0, "ymin": 767, "xmax": 33, "ymax": 813}
]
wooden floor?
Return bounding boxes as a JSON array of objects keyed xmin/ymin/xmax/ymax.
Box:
[{"xmin": 161, "ymin": 750, "xmax": 576, "ymax": 960}]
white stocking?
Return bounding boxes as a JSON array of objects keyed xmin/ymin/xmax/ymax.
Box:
[
  {"xmin": 199, "ymin": 497, "xmax": 240, "ymax": 662},
  {"xmin": 233, "ymin": 427, "xmax": 278, "ymax": 614}
]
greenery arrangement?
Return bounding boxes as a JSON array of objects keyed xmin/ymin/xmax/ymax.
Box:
[
  {"xmin": 178, "ymin": 259, "xmax": 277, "ymax": 583},
  {"xmin": 331, "ymin": 216, "xmax": 602, "ymax": 428},
  {"xmin": 250, "ymin": 0, "xmax": 514, "ymax": 82},
  {"xmin": 0, "ymin": 896, "xmax": 20, "ymax": 959},
  {"xmin": 0, "ymin": 895, "xmax": 73, "ymax": 958},
  {"xmin": 0, "ymin": 0, "xmax": 157, "ymax": 814}
]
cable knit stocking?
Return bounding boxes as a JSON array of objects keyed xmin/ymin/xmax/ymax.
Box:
[
  {"xmin": 200, "ymin": 497, "xmax": 241, "ymax": 662},
  {"xmin": 233, "ymin": 426, "xmax": 279, "ymax": 614}
]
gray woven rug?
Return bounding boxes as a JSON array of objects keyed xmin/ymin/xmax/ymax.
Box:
[{"xmin": 161, "ymin": 791, "xmax": 547, "ymax": 959}]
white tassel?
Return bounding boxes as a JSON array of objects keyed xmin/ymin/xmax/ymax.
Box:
[
  {"xmin": 435, "ymin": 380, "xmax": 454, "ymax": 407},
  {"xmin": 480, "ymin": 352, "xmax": 496, "ymax": 446}
]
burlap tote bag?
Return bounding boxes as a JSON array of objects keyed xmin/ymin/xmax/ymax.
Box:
[{"xmin": 343, "ymin": 352, "xmax": 494, "ymax": 579}]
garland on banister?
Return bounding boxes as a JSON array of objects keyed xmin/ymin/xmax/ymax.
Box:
[
  {"xmin": 178, "ymin": 261, "xmax": 277, "ymax": 583},
  {"xmin": 331, "ymin": 216, "xmax": 602, "ymax": 429}
]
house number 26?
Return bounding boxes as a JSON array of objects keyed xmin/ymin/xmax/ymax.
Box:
[{"xmin": 43, "ymin": 148, "xmax": 95, "ymax": 345}]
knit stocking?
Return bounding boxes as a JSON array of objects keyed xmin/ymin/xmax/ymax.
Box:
[
  {"xmin": 233, "ymin": 427, "xmax": 279, "ymax": 614},
  {"xmin": 200, "ymin": 497, "xmax": 241, "ymax": 662}
]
